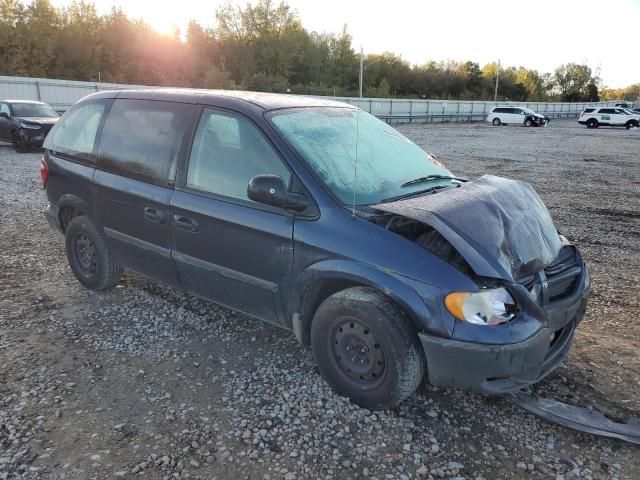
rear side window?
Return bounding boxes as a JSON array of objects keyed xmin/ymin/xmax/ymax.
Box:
[
  {"xmin": 98, "ymin": 99, "xmax": 191, "ymax": 186},
  {"xmin": 493, "ymin": 108, "xmax": 506, "ymax": 113},
  {"xmin": 599, "ymin": 108, "xmax": 615, "ymax": 114},
  {"xmin": 44, "ymin": 102, "xmax": 105, "ymax": 162},
  {"xmin": 186, "ymin": 108, "xmax": 290, "ymax": 202}
]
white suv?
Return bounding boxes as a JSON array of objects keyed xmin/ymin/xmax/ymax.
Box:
[
  {"xmin": 486, "ymin": 107, "xmax": 548, "ymax": 127},
  {"xmin": 579, "ymin": 107, "xmax": 640, "ymax": 129}
]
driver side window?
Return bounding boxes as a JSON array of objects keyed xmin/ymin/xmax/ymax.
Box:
[{"xmin": 186, "ymin": 109, "xmax": 291, "ymax": 202}]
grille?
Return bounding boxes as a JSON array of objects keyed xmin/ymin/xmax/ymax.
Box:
[
  {"xmin": 545, "ymin": 246, "xmax": 580, "ymax": 302},
  {"xmin": 518, "ymin": 246, "xmax": 581, "ymax": 304}
]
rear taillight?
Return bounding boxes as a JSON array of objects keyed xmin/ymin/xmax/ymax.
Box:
[{"xmin": 40, "ymin": 156, "xmax": 48, "ymax": 188}]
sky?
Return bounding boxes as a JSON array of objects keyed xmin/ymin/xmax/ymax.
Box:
[{"xmin": 49, "ymin": 0, "xmax": 640, "ymax": 88}]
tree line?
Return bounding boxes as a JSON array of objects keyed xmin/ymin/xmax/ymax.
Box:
[{"xmin": 1, "ymin": 0, "xmax": 636, "ymax": 102}]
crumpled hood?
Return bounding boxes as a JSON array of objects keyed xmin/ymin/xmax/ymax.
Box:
[{"xmin": 375, "ymin": 175, "xmax": 563, "ymax": 282}]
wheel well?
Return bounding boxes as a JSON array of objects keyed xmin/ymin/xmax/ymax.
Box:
[
  {"xmin": 59, "ymin": 205, "xmax": 86, "ymax": 232},
  {"xmin": 298, "ymin": 279, "xmax": 362, "ymax": 346}
]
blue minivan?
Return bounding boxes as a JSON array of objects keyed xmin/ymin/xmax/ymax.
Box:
[{"xmin": 42, "ymin": 89, "xmax": 590, "ymax": 410}]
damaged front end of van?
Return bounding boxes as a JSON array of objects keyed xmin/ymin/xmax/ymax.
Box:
[{"xmin": 374, "ymin": 175, "xmax": 590, "ymax": 394}]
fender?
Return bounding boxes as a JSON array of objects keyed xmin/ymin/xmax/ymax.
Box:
[
  {"xmin": 56, "ymin": 193, "xmax": 91, "ymax": 231},
  {"xmin": 292, "ymin": 258, "xmax": 452, "ymax": 345}
]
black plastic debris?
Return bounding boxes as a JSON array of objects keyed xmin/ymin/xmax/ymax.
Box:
[{"xmin": 510, "ymin": 392, "xmax": 640, "ymax": 445}]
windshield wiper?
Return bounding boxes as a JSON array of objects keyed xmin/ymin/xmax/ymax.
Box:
[
  {"xmin": 401, "ymin": 174, "xmax": 468, "ymax": 188},
  {"xmin": 379, "ymin": 184, "xmax": 454, "ymax": 204}
]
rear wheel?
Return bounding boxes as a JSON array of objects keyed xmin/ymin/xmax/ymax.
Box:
[
  {"xmin": 12, "ymin": 132, "xmax": 27, "ymax": 153},
  {"xmin": 492, "ymin": 118, "xmax": 501, "ymax": 126},
  {"xmin": 586, "ymin": 118, "xmax": 598, "ymax": 129},
  {"xmin": 311, "ymin": 287, "xmax": 425, "ymax": 410},
  {"xmin": 65, "ymin": 216, "xmax": 122, "ymax": 290}
]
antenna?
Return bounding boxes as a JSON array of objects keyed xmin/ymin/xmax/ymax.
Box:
[{"xmin": 351, "ymin": 108, "xmax": 361, "ymax": 217}]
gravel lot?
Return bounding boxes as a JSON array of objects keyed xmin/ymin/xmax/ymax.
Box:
[{"xmin": 1, "ymin": 119, "xmax": 639, "ymax": 480}]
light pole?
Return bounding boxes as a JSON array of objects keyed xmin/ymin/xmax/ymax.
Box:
[
  {"xmin": 359, "ymin": 46, "xmax": 364, "ymax": 98},
  {"xmin": 494, "ymin": 59, "xmax": 500, "ymax": 102}
]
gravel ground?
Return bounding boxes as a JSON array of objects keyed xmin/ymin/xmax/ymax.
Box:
[{"xmin": 1, "ymin": 119, "xmax": 639, "ymax": 480}]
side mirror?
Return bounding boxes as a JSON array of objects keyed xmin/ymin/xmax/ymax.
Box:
[
  {"xmin": 0, "ymin": 112, "xmax": 8, "ymax": 119},
  {"xmin": 247, "ymin": 174, "xmax": 308, "ymax": 212}
]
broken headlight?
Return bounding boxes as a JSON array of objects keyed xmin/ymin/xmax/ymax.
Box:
[{"xmin": 444, "ymin": 287, "xmax": 516, "ymax": 325}]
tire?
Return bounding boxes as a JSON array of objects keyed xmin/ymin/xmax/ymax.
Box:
[
  {"xmin": 12, "ymin": 132, "xmax": 27, "ymax": 153},
  {"xmin": 586, "ymin": 119, "xmax": 598, "ymax": 129},
  {"xmin": 492, "ymin": 118, "xmax": 501, "ymax": 126},
  {"xmin": 311, "ymin": 286, "xmax": 425, "ymax": 410},
  {"xmin": 524, "ymin": 118, "xmax": 533, "ymax": 127},
  {"xmin": 625, "ymin": 121, "xmax": 637, "ymax": 130},
  {"xmin": 65, "ymin": 216, "xmax": 122, "ymax": 290}
]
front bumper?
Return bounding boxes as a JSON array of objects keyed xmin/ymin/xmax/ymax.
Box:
[
  {"xmin": 420, "ymin": 263, "xmax": 590, "ymax": 394},
  {"xmin": 19, "ymin": 129, "xmax": 46, "ymax": 147}
]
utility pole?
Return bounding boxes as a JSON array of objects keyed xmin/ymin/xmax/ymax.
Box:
[
  {"xmin": 493, "ymin": 59, "xmax": 500, "ymax": 102},
  {"xmin": 359, "ymin": 46, "xmax": 364, "ymax": 98}
]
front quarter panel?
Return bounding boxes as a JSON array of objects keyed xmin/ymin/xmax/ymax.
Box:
[{"xmin": 292, "ymin": 205, "xmax": 478, "ymax": 337}]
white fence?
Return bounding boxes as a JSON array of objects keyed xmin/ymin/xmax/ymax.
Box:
[
  {"xmin": 0, "ymin": 75, "xmax": 615, "ymax": 123},
  {"xmin": 335, "ymin": 97, "xmax": 615, "ymax": 123}
]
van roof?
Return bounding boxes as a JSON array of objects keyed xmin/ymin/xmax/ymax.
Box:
[{"xmin": 83, "ymin": 88, "xmax": 353, "ymax": 111}]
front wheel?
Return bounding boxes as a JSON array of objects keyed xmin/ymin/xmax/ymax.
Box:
[
  {"xmin": 12, "ymin": 132, "xmax": 28, "ymax": 153},
  {"xmin": 524, "ymin": 118, "xmax": 533, "ymax": 127},
  {"xmin": 65, "ymin": 216, "xmax": 123, "ymax": 290},
  {"xmin": 625, "ymin": 121, "xmax": 638, "ymax": 130},
  {"xmin": 492, "ymin": 118, "xmax": 501, "ymax": 126},
  {"xmin": 311, "ymin": 287, "xmax": 425, "ymax": 410}
]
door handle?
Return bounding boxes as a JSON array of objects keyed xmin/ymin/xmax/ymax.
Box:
[
  {"xmin": 144, "ymin": 206, "xmax": 166, "ymax": 224},
  {"xmin": 173, "ymin": 214, "xmax": 199, "ymax": 233}
]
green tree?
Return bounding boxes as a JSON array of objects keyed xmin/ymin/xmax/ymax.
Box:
[{"xmin": 552, "ymin": 63, "xmax": 593, "ymax": 101}]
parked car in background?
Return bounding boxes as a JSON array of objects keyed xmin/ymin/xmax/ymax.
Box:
[
  {"xmin": 0, "ymin": 100, "xmax": 60, "ymax": 152},
  {"xmin": 621, "ymin": 108, "xmax": 640, "ymax": 121},
  {"xmin": 486, "ymin": 106, "xmax": 549, "ymax": 127},
  {"xmin": 579, "ymin": 107, "xmax": 640, "ymax": 129},
  {"xmin": 42, "ymin": 89, "xmax": 590, "ymax": 410}
]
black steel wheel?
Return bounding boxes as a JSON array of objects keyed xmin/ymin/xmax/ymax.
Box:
[
  {"xmin": 331, "ymin": 316, "xmax": 387, "ymax": 389},
  {"xmin": 12, "ymin": 132, "xmax": 27, "ymax": 153},
  {"xmin": 311, "ymin": 287, "xmax": 425, "ymax": 410},
  {"xmin": 65, "ymin": 216, "xmax": 122, "ymax": 290},
  {"xmin": 73, "ymin": 233, "xmax": 98, "ymax": 276}
]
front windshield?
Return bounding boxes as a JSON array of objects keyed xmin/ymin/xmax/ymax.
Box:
[
  {"xmin": 269, "ymin": 107, "xmax": 453, "ymax": 205},
  {"xmin": 11, "ymin": 103, "xmax": 58, "ymax": 118}
]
